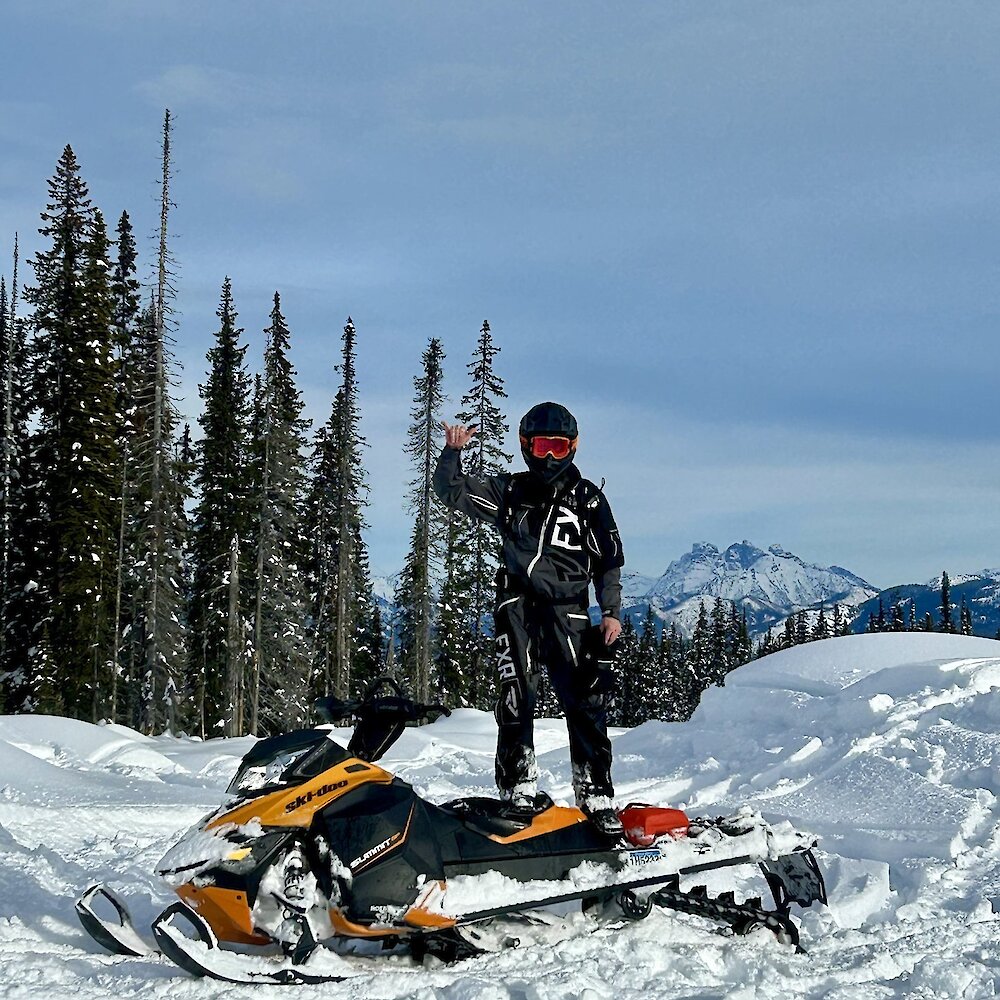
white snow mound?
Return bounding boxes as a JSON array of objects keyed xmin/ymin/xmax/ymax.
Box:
[{"xmin": 1, "ymin": 633, "xmax": 999, "ymax": 998}]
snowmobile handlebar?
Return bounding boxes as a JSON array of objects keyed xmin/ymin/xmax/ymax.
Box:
[
  {"xmin": 313, "ymin": 677, "xmax": 451, "ymax": 763},
  {"xmin": 314, "ymin": 675, "xmax": 451, "ymax": 727}
]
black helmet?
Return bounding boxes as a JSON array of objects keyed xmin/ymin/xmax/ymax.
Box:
[
  {"xmin": 519, "ymin": 402, "xmax": 579, "ymax": 483},
  {"xmin": 518, "ymin": 401, "xmax": 578, "ymax": 439}
]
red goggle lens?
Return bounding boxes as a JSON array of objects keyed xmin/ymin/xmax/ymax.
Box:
[{"xmin": 525, "ymin": 435, "xmax": 574, "ymax": 460}]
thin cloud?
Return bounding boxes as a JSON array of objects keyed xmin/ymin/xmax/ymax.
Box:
[{"xmin": 135, "ymin": 64, "xmax": 287, "ymax": 113}]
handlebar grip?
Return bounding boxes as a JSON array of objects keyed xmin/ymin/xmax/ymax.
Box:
[{"xmin": 419, "ymin": 703, "xmax": 452, "ymax": 718}]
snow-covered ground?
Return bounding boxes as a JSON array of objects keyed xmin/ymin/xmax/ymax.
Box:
[{"xmin": 2, "ymin": 633, "xmax": 1000, "ymax": 998}]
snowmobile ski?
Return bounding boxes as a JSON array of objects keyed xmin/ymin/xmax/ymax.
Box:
[
  {"xmin": 75, "ymin": 884, "xmax": 158, "ymax": 958},
  {"xmin": 151, "ymin": 902, "xmax": 356, "ymax": 985}
]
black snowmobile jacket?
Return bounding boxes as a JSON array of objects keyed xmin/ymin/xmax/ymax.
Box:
[{"xmin": 433, "ymin": 446, "xmax": 625, "ymax": 619}]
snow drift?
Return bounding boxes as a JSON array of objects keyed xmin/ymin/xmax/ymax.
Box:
[{"xmin": 1, "ymin": 632, "xmax": 999, "ymax": 998}]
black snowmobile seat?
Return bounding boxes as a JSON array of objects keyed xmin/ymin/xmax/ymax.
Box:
[{"xmin": 440, "ymin": 793, "xmax": 555, "ymax": 838}]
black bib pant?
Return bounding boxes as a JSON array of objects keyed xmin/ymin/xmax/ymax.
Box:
[{"xmin": 493, "ymin": 589, "xmax": 614, "ymax": 804}]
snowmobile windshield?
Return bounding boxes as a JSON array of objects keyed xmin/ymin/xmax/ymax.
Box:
[{"xmin": 226, "ymin": 728, "xmax": 353, "ymax": 800}]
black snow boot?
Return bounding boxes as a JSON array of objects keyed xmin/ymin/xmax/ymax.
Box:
[{"xmin": 581, "ymin": 799, "xmax": 624, "ymax": 840}]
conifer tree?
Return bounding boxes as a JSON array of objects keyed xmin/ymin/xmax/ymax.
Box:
[
  {"xmin": 14, "ymin": 149, "xmax": 88, "ymax": 714},
  {"xmin": 960, "ymin": 596, "xmax": 972, "ymax": 636},
  {"xmin": 332, "ymin": 320, "xmax": 366, "ymax": 698},
  {"xmin": 434, "ymin": 510, "xmax": 476, "ymax": 704},
  {"xmin": 108, "ymin": 211, "xmax": 143, "ymax": 723},
  {"xmin": 939, "ymin": 572, "xmax": 954, "ymax": 633},
  {"xmin": 248, "ymin": 293, "xmax": 312, "ymax": 733},
  {"xmin": 813, "ymin": 603, "xmax": 829, "ymax": 641},
  {"xmin": 455, "ymin": 320, "xmax": 510, "ymax": 709},
  {"xmin": 0, "ymin": 235, "xmax": 29, "ymax": 710},
  {"xmin": 190, "ymin": 278, "xmax": 252, "ymax": 736},
  {"xmin": 781, "ymin": 614, "xmax": 795, "ymax": 648},
  {"xmin": 833, "ymin": 603, "xmax": 843, "ymax": 637},
  {"xmin": 757, "ymin": 630, "xmax": 776, "ymax": 660},
  {"xmin": 0, "ymin": 261, "xmax": 20, "ymax": 701},
  {"xmin": 397, "ymin": 338, "xmax": 447, "ymax": 701},
  {"xmin": 795, "ymin": 608, "xmax": 809, "ymax": 645},
  {"xmin": 734, "ymin": 604, "xmax": 752, "ymax": 664},
  {"xmin": 612, "ymin": 614, "xmax": 640, "ymax": 726},
  {"xmin": 890, "ymin": 600, "xmax": 905, "ymax": 633},
  {"xmin": 70, "ymin": 208, "xmax": 121, "ymax": 720},
  {"xmin": 671, "ymin": 623, "xmax": 700, "ymax": 720},
  {"xmin": 2, "ymin": 235, "xmax": 34, "ymax": 712},
  {"xmin": 19, "ymin": 150, "xmax": 121, "ymax": 719},
  {"xmin": 708, "ymin": 597, "xmax": 728, "ymax": 686},
  {"xmin": 688, "ymin": 600, "xmax": 712, "ymax": 697},
  {"xmin": 657, "ymin": 624, "xmax": 677, "ymax": 718},
  {"xmin": 349, "ymin": 546, "xmax": 383, "ymax": 693},
  {"xmin": 305, "ymin": 402, "xmax": 341, "ymax": 698},
  {"xmin": 305, "ymin": 319, "xmax": 374, "ymax": 700},
  {"xmin": 135, "ymin": 109, "xmax": 191, "ymax": 734},
  {"xmin": 635, "ymin": 605, "xmax": 661, "ymax": 721}
]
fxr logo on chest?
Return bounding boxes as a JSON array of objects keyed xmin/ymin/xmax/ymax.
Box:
[{"xmin": 550, "ymin": 506, "xmax": 582, "ymax": 551}]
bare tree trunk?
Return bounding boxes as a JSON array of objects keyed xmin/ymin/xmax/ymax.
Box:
[
  {"xmin": 226, "ymin": 539, "xmax": 243, "ymax": 736},
  {"xmin": 251, "ymin": 434, "xmax": 268, "ymax": 735},
  {"xmin": 335, "ymin": 420, "xmax": 352, "ymax": 699},
  {"xmin": 417, "ymin": 388, "xmax": 435, "ymax": 702},
  {"xmin": 145, "ymin": 110, "xmax": 171, "ymax": 731},
  {"xmin": 110, "ymin": 444, "xmax": 127, "ymax": 722}
]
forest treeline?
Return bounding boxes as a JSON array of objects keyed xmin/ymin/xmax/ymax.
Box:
[
  {"xmin": 0, "ymin": 119, "xmax": 755, "ymax": 735},
  {"xmin": 0, "ymin": 117, "xmax": 545, "ymax": 736},
  {"xmin": 0, "ymin": 119, "xmax": 984, "ymax": 737}
]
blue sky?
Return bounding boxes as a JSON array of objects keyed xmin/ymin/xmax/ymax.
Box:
[{"xmin": 2, "ymin": 1, "xmax": 999, "ymax": 587}]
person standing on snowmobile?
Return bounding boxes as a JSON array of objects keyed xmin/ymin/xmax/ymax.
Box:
[{"xmin": 434, "ymin": 402, "xmax": 625, "ymax": 838}]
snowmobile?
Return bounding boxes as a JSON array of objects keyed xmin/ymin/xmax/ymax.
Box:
[{"xmin": 76, "ymin": 678, "xmax": 827, "ymax": 984}]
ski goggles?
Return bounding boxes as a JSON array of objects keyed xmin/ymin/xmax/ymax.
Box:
[{"xmin": 521, "ymin": 435, "xmax": 577, "ymax": 460}]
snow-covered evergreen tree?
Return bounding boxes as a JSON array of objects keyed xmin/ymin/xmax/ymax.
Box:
[
  {"xmin": 2, "ymin": 234, "xmax": 37, "ymax": 714},
  {"xmin": 190, "ymin": 277, "xmax": 252, "ymax": 736},
  {"xmin": 454, "ymin": 320, "xmax": 510, "ymax": 709},
  {"xmin": 611, "ymin": 614, "xmax": 640, "ymax": 726},
  {"xmin": 18, "ymin": 150, "xmax": 121, "ymax": 719},
  {"xmin": 658, "ymin": 622, "xmax": 691, "ymax": 720},
  {"xmin": 691, "ymin": 598, "xmax": 711, "ymax": 671},
  {"xmin": 248, "ymin": 293, "xmax": 312, "ymax": 734},
  {"xmin": 708, "ymin": 596, "xmax": 728, "ymax": 687},
  {"xmin": 0, "ymin": 237, "xmax": 30, "ymax": 708},
  {"xmin": 890, "ymin": 600, "xmax": 906, "ymax": 633},
  {"xmin": 349, "ymin": 544, "xmax": 383, "ymax": 694},
  {"xmin": 397, "ymin": 338, "xmax": 447, "ymax": 701},
  {"xmin": 0, "ymin": 246, "xmax": 27, "ymax": 708},
  {"xmin": 939, "ymin": 571, "xmax": 954, "ymax": 634},
  {"xmin": 433, "ymin": 509, "xmax": 476, "ymax": 705},
  {"xmin": 960, "ymin": 596, "xmax": 972, "ymax": 636},
  {"xmin": 635, "ymin": 605, "xmax": 662, "ymax": 721},
  {"xmin": 304, "ymin": 318, "xmax": 374, "ymax": 700},
  {"xmin": 107, "ymin": 210, "xmax": 143, "ymax": 725},
  {"xmin": 813, "ymin": 603, "xmax": 830, "ymax": 640},
  {"xmin": 795, "ymin": 608, "xmax": 809, "ymax": 645}
]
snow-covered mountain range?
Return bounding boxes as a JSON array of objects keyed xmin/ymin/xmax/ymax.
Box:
[
  {"xmin": 628, "ymin": 541, "xmax": 878, "ymax": 637},
  {"xmin": 852, "ymin": 572, "xmax": 1000, "ymax": 638},
  {"xmin": 379, "ymin": 539, "xmax": 999, "ymax": 641}
]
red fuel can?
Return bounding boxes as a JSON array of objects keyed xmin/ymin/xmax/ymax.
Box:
[{"xmin": 619, "ymin": 804, "xmax": 690, "ymax": 846}]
